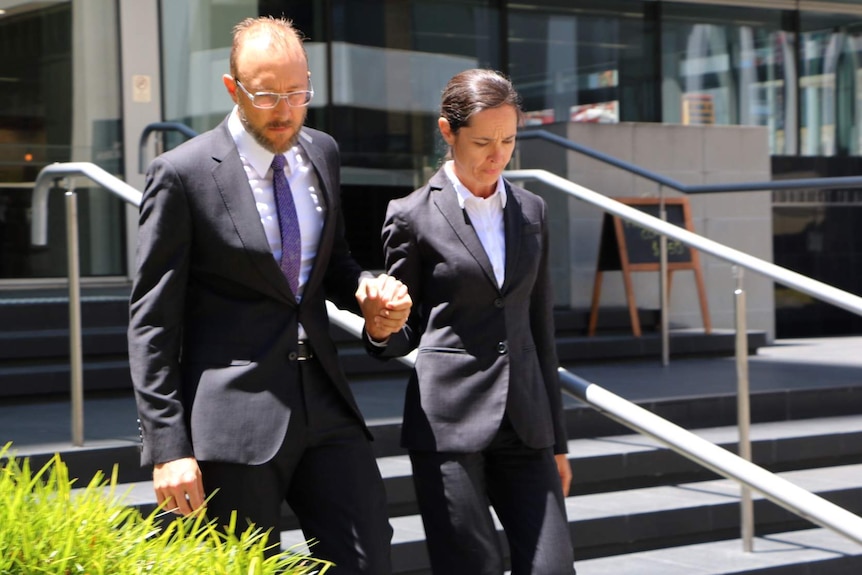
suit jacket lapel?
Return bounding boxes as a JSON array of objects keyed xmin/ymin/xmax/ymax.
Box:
[
  {"xmin": 297, "ymin": 132, "xmax": 333, "ymax": 296},
  {"xmin": 430, "ymin": 170, "xmax": 499, "ymax": 291},
  {"xmin": 501, "ymin": 181, "xmax": 521, "ymax": 293},
  {"xmin": 210, "ymin": 120, "xmax": 297, "ymax": 304}
]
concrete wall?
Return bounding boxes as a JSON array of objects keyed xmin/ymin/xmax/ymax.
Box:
[{"xmin": 517, "ymin": 122, "xmax": 775, "ymax": 341}]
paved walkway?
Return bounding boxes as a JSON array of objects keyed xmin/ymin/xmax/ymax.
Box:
[
  {"xmin": 3, "ymin": 336, "xmax": 862, "ymax": 452},
  {"xmin": 567, "ymin": 336, "xmax": 862, "ymax": 402}
]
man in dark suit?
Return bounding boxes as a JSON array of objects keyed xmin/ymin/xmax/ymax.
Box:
[{"xmin": 128, "ymin": 16, "xmax": 409, "ymax": 574}]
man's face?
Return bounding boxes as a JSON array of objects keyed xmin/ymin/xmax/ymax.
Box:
[{"xmin": 223, "ymin": 36, "xmax": 309, "ymax": 154}]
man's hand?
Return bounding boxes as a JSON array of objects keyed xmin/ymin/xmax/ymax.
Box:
[
  {"xmin": 555, "ymin": 453, "xmax": 572, "ymax": 497},
  {"xmin": 356, "ymin": 274, "xmax": 412, "ymax": 342},
  {"xmin": 153, "ymin": 457, "xmax": 206, "ymax": 516}
]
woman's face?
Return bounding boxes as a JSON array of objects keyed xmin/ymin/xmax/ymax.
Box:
[{"xmin": 439, "ymin": 104, "xmax": 518, "ymax": 198}]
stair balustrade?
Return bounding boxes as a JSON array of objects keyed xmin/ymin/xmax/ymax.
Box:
[{"xmin": 29, "ymin": 152, "xmax": 862, "ymax": 554}]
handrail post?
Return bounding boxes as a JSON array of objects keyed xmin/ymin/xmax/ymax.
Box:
[
  {"xmin": 734, "ymin": 265, "xmax": 754, "ymax": 551},
  {"xmin": 65, "ymin": 187, "xmax": 84, "ymax": 447},
  {"xmin": 32, "ymin": 163, "xmax": 146, "ymax": 446},
  {"xmin": 659, "ymin": 185, "xmax": 669, "ymax": 366},
  {"xmin": 154, "ymin": 131, "xmax": 165, "ymax": 159}
]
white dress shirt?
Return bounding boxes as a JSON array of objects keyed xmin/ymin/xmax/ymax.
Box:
[
  {"xmin": 228, "ymin": 107, "xmax": 326, "ymax": 301},
  {"xmin": 443, "ymin": 160, "xmax": 507, "ymax": 288}
]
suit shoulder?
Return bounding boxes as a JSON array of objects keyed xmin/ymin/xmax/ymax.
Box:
[
  {"xmin": 507, "ymin": 180, "xmax": 547, "ymax": 207},
  {"xmin": 298, "ymin": 126, "xmax": 338, "ymax": 152},
  {"xmin": 386, "ymin": 181, "xmax": 435, "ymax": 218},
  {"xmin": 148, "ymin": 125, "xmax": 229, "ymax": 173}
]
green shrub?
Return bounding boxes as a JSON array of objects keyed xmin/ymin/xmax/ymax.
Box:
[{"xmin": 0, "ymin": 443, "xmax": 332, "ymax": 574}]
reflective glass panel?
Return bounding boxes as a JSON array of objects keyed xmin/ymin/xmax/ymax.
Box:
[
  {"xmin": 662, "ymin": 4, "xmax": 794, "ymax": 155},
  {"xmin": 160, "ymin": 0, "xmax": 327, "ymax": 150},
  {"xmin": 329, "ymin": 0, "xmax": 500, "ymax": 179},
  {"xmin": 0, "ymin": 1, "xmax": 125, "ymax": 279},
  {"xmin": 508, "ymin": 0, "xmax": 655, "ymax": 126},
  {"xmin": 799, "ymin": 11, "xmax": 862, "ymax": 156}
]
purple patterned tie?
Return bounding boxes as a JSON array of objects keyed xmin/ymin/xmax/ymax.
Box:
[{"xmin": 271, "ymin": 154, "xmax": 301, "ymax": 296}]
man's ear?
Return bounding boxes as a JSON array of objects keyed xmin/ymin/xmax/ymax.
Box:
[{"xmin": 223, "ymin": 74, "xmax": 239, "ymax": 103}]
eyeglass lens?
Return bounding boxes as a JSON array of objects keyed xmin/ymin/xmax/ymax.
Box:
[{"xmin": 236, "ymin": 79, "xmax": 313, "ymax": 108}]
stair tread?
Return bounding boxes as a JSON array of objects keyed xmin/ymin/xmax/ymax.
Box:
[
  {"xmin": 10, "ymin": 411, "xmax": 862, "ymax": 471},
  {"xmin": 569, "ymin": 462, "xmax": 862, "ymax": 519},
  {"xmin": 574, "ymin": 527, "xmax": 862, "ymax": 574},
  {"xmin": 271, "ymin": 463, "xmax": 862, "ymax": 547},
  {"xmin": 570, "ymin": 413, "xmax": 862, "ymax": 456}
]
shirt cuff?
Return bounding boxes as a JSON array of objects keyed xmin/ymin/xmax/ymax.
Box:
[{"xmin": 366, "ymin": 332, "xmax": 390, "ymax": 347}]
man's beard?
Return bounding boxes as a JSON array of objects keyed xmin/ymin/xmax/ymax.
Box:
[{"xmin": 239, "ymin": 108, "xmax": 304, "ymax": 154}]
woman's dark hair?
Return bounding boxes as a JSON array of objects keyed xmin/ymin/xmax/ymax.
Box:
[{"xmin": 440, "ymin": 69, "xmax": 523, "ymax": 134}]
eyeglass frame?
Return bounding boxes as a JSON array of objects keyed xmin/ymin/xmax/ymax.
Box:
[{"xmin": 233, "ymin": 77, "xmax": 315, "ymax": 109}]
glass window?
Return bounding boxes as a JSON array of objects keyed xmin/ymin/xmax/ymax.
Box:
[
  {"xmin": 799, "ymin": 11, "xmax": 862, "ymax": 156},
  {"xmin": 161, "ymin": 1, "xmax": 327, "ymax": 150},
  {"xmin": 662, "ymin": 3, "xmax": 795, "ymax": 155},
  {"xmin": 508, "ymin": 0, "xmax": 656, "ymax": 126},
  {"xmin": 329, "ymin": 0, "xmax": 500, "ymax": 176},
  {"xmin": 161, "ymin": 0, "xmax": 254, "ymax": 139},
  {"xmin": 0, "ymin": 1, "xmax": 124, "ymax": 279}
]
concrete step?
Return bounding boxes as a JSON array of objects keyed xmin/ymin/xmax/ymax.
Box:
[
  {"xmin": 0, "ymin": 326, "xmax": 129, "ymax": 360},
  {"xmin": 86, "ymin": 462, "xmax": 862, "ymax": 574},
  {"xmin": 573, "ymin": 527, "xmax": 862, "ymax": 575},
  {"xmin": 0, "ymin": 292, "xmax": 129, "ymax": 332},
  {"xmin": 11, "ymin": 404, "xmax": 862, "ymax": 499},
  {"xmin": 0, "ymin": 359, "xmax": 132, "ymax": 397},
  {"xmin": 42, "ymin": 417, "xmax": 862, "ymax": 562},
  {"xmin": 276, "ymin": 464, "xmax": 862, "ymax": 574},
  {"xmin": 0, "ymin": 287, "xmax": 767, "ymax": 399},
  {"xmin": 571, "ymin": 414, "xmax": 862, "ymax": 494}
]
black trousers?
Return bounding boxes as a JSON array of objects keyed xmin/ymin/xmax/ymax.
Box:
[
  {"xmin": 409, "ymin": 417, "xmax": 575, "ymax": 575},
  {"xmin": 199, "ymin": 356, "xmax": 393, "ymax": 574}
]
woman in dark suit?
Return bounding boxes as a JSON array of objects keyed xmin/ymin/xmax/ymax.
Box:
[{"xmin": 374, "ymin": 69, "xmax": 576, "ymax": 574}]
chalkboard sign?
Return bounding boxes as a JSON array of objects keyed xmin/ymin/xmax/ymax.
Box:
[
  {"xmin": 588, "ymin": 197, "xmax": 711, "ymax": 337},
  {"xmin": 597, "ymin": 199, "xmax": 693, "ymax": 270},
  {"xmin": 618, "ymin": 203, "xmax": 691, "ymax": 265}
]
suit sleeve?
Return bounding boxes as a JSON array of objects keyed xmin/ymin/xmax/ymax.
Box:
[
  {"xmin": 372, "ymin": 200, "xmax": 423, "ymax": 358},
  {"xmin": 127, "ymin": 157, "xmax": 194, "ymax": 466},
  {"xmin": 530, "ymin": 197, "xmax": 569, "ymax": 454}
]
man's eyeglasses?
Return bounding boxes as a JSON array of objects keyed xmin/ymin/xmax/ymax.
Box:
[{"xmin": 234, "ymin": 78, "xmax": 314, "ymax": 109}]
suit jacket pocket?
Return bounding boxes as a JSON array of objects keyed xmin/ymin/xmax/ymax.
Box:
[
  {"xmin": 182, "ymin": 343, "xmax": 254, "ymax": 367},
  {"xmin": 414, "ymin": 347, "xmax": 506, "ymax": 424}
]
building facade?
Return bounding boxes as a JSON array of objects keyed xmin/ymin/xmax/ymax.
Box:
[{"xmin": 2, "ymin": 0, "xmax": 862, "ymax": 336}]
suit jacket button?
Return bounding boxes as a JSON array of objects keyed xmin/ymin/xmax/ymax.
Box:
[
  {"xmin": 288, "ymin": 351, "xmax": 298, "ymax": 361},
  {"xmin": 497, "ymin": 341, "xmax": 508, "ymax": 354},
  {"xmin": 494, "ymin": 297, "xmax": 504, "ymax": 308}
]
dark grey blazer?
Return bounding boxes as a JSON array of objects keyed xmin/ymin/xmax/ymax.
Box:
[
  {"xmin": 377, "ymin": 168, "xmax": 567, "ymax": 454},
  {"xmin": 128, "ymin": 118, "xmax": 369, "ymax": 467}
]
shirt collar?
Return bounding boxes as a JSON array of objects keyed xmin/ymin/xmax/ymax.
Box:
[
  {"xmin": 443, "ymin": 160, "xmax": 507, "ymax": 209},
  {"xmin": 228, "ymin": 105, "xmax": 300, "ymax": 176}
]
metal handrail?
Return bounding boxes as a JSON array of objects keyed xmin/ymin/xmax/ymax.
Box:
[
  {"xmin": 324, "ymin": 301, "xmax": 862, "ymax": 547},
  {"xmin": 138, "ymin": 121, "xmax": 198, "ymax": 174},
  {"xmin": 518, "ymin": 129, "xmax": 862, "ymax": 194},
  {"xmin": 503, "ymin": 169, "xmax": 862, "ymax": 318},
  {"xmin": 512, "ymin": 130, "xmax": 862, "ymax": 549},
  {"xmin": 31, "ymin": 163, "xmax": 143, "ymax": 447},
  {"xmin": 31, "ymin": 160, "xmax": 862, "ymax": 550},
  {"xmin": 31, "ymin": 163, "xmax": 142, "ymax": 247},
  {"xmin": 501, "ymin": 167, "xmax": 862, "ymax": 550}
]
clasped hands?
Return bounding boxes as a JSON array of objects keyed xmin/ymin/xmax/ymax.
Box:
[{"xmin": 356, "ymin": 273, "xmax": 412, "ymax": 343}]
